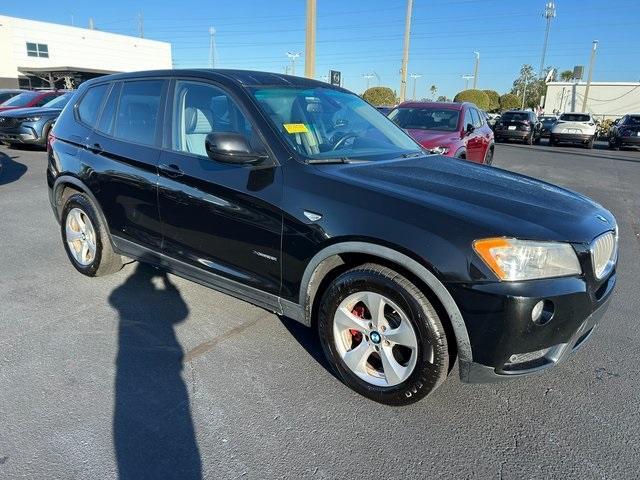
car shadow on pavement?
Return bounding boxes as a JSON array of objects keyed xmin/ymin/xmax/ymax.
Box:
[
  {"xmin": 0, "ymin": 151, "xmax": 27, "ymax": 186},
  {"xmin": 278, "ymin": 315, "xmax": 338, "ymax": 380},
  {"xmin": 109, "ymin": 263, "xmax": 202, "ymax": 480}
]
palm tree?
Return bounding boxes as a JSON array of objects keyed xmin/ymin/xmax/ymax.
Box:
[
  {"xmin": 559, "ymin": 70, "xmax": 573, "ymax": 81},
  {"xmin": 429, "ymin": 84, "xmax": 438, "ymax": 99}
]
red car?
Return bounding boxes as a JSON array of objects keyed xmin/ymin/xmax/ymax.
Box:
[
  {"xmin": 0, "ymin": 90, "xmax": 64, "ymax": 113},
  {"xmin": 388, "ymin": 101, "xmax": 494, "ymax": 164}
]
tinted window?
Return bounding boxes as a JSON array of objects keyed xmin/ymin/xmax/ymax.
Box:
[
  {"xmin": 43, "ymin": 93, "xmax": 72, "ymax": 109},
  {"xmin": 97, "ymin": 83, "xmax": 121, "ymax": 135},
  {"xmin": 388, "ymin": 108, "xmax": 460, "ymax": 132},
  {"xmin": 77, "ymin": 84, "xmax": 109, "ymax": 127},
  {"xmin": 1, "ymin": 91, "xmax": 39, "ymax": 107},
  {"xmin": 0, "ymin": 92, "xmax": 16, "ymax": 103},
  {"xmin": 463, "ymin": 108, "xmax": 473, "ymax": 128},
  {"xmin": 622, "ymin": 116, "xmax": 640, "ymax": 126},
  {"xmin": 33, "ymin": 94, "xmax": 57, "ymax": 107},
  {"xmin": 559, "ymin": 113, "xmax": 591, "ymax": 122},
  {"xmin": 113, "ymin": 80, "xmax": 163, "ymax": 146},
  {"xmin": 470, "ymin": 108, "xmax": 483, "ymax": 128},
  {"xmin": 172, "ymin": 81, "xmax": 258, "ymax": 157},
  {"xmin": 501, "ymin": 112, "xmax": 530, "ymax": 122}
]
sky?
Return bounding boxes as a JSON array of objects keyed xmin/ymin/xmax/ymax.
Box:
[{"xmin": 3, "ymin": 0, "xmax": 640, "ymax": 99}]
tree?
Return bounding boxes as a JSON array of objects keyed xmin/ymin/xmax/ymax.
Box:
[
  {"xmin": 499, "ymin": 93, "xmax": 521, "ymax": 111},
  {"xmin": 436, "ymin": 95, "xmax": 450, "ymax": 102},
  {"xmin": 560, "ymin": 70, "xmax": 573, "ymax": 81},
  {"xmin": 482, "ymin": 90, "xmax": 500, "ymax": 111},
  {"xmin": 362, "ymin": 86, "xmax": 396, "ymax": 106},
  {"xmin": 430, "ymin": 84, "xmax": 438, "ymax": 99},
  {"xmin": 510, "ymin": 64, "xmax": 547, "ymax": 109},
  {"xmin": 453, "ymin": 89, "xmax": 490, "ymax": 110}
]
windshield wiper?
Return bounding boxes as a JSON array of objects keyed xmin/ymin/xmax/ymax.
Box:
[
  {"xmin": 401, "ymin": 151, "xmax": 425, "ymax": 158},
  {"xmin": 306, "ymin": 157, "xmax": 356, "ymax": 164}
]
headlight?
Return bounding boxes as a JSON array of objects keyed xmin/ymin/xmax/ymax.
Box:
[
  {"xmin": 22, "ymin": 116, "xmax": 41, "ymax": 122},
  {"xmin": 473, "ymin": 238, "xmax": 581, "ymax": 281},
  {"xmin": 429, "ymin": 146, "xmax": 450, "ymax": 155}
]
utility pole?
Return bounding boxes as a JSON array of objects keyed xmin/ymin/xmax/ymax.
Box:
[
  {"xmin": 539, "ymin": 1, "xmax": 556, "ymax": 77},
  {"xmin": 138, "ymin": 11, "xmax": 144, "ymax": 38},
  {"xmin": 521, "ymin": 72, "xmax": 529, "ymax": 109},
  {"xmin": 88, "ymin": 17, "xmax": 95, "ymax": 30},
  {"xmin": 462, "ymin": 74, "xmax": 474, "ymax": 90},
  {"xmin": 410, "ymin": 73, "xmax": 422, "ymax": 100},
  {"xmin": 582, "ymin": 40, "xmax": 598, "ymax": 112},
  {"xmin": 287, "ymin": 52, "xmax": 301, "ymax": 76},
  {"xmin": 305, "ymin": 0, "xmax": 316, "ymax": 78},
  {"xmin": 399, "ymin": 0, "xmax": 414, "ymax": 103},
  {"xmin": 209, "ymin": 27, "xmax": 217, "ymax": 68},
  {"xmin": 362, "ymin": 73, "xmax": 374, "ymax": 91},
  {"xmin": 472, "ymin": 51, "xmax": 480, "ymax": 89}
]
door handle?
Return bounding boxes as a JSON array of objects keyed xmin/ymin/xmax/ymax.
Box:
[{"xmin": 159, "ymin": 163, "xmax": 184, "ymax": 178}]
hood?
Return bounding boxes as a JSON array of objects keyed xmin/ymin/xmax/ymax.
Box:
[
  {"xmin": 325, "ymin": 155, "xmax": 614, "ymax": 243},
  {"xmin": 0, "ymin": 107, "xmax": 62, "ymax": 118},
  {"xmin": 404, "ymin": 129, "xmax": 460, "ymax": 149}
]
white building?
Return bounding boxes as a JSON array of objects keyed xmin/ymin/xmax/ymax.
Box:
[
  {"xmin": 0, "ymin": 15, "xmax": 172, "ymax": 89},
  {"xmin": 544, "ymin": 81, "xmax": 640, "ymax": 120}
]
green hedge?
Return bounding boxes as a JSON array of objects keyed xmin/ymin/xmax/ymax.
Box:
[
  {"xmin": 363, "ymin": 87, "xmax": 396, "ymax": 106},
  {"xmin": 453, "ymin": 89, "xmax": 490, "ymax": 110},
  {"xmin": 499, "ymin": 93, "xmax": 521, "ymax": 111}
]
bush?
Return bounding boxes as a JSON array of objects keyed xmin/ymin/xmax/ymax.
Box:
[
  {"xmin": 483, "ymin": 90, "xmax": 500, "ymax": 111},
  {"xmin": 362, "ymin": 87, "xmax": 396, "ymax": 106},
  {"xmin": 453, "ymin": 89, "xmax": 490, "ymax": 110},
  {"xmin": 499, "ymin": 93, "xmax": 520, "ymax": 111}
]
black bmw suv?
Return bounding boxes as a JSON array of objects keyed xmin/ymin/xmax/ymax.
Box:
[{"xmin": 47, "ymin": 70, "xmax": 618, "ymax": 405}]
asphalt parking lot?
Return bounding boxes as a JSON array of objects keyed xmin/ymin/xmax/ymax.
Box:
[{"xmin": 1, "ymin": 141, "xmax": 639, "ymax": 479}]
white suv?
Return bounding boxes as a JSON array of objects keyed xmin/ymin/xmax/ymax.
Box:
[{"xmin": 550, "ymin": 112, "xmax": 597, "ymax": 149}]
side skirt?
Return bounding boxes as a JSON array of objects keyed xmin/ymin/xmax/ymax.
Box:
[{"xmin": 111, "ymin": 236, "xmax": 306, "ymax": 324}]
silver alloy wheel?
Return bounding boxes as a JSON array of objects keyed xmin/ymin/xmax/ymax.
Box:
[
  {"xmin": 333, "ymin": 291, "xmax": 426, "ymax": 387},
  {"xmin": 65, "ymin": 208, "xmax": 97, "ymax": 266}
]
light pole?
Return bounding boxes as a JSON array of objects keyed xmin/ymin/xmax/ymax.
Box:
[
  {"xmin": 521, "ymin": 71, "xmax": 531, "ymax": 109},
  {"xmin": 209, "ymin": 27, "xmax": 217, "ymax": 69},
  {"xmin": 399, "ymin": 0, "xmax": 414, "ymax": 102},
  {"xmin": 472, "ymin": 51, "xmax": 480, "ymax": 89},
  {"xmin": 362, "ymin": 73, "xmax": 375, "ymax": 91},
  {"xmin": 304, "ymin": 0, "xmax": 316, "ymax": 78},
  {"xmin": 462, "ymin": 74, "xmax": 474, "ymax": 90},
  {"xmin": 582, "ymin": 40, "xmax": 598, "ymax": 112},
  {"xmin": 286, "ymin": 52, "xmax": 301, "ymax": 76},
  {"xmin": 539, "ymin": 1, "xmax": 556, "ymax": 77},
  {"xmin": 410, "ymin": 73, "xmax": 422, "ymax": 100}
]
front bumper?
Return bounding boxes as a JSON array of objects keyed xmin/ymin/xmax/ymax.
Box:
[
  {"xmin": 449, "ymin": 270, "xmax": 616, "ymax": 383},
  {"xmin": 0, "ymin": 124, "xmax": 42, "ymax": 145},
  {"xmin": 617, "ymin": 135, "xmax": 640, "ymax": 146},
  {"xmin": 552, "ymin": 133, "xmax": 593, "ymax": 143}
]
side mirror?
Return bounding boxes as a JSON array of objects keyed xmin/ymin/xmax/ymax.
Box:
[
  {"xmin": 465, "ymin": 123, "xmax": 475, "ymax": 135},
  {"xmin": 205, "ymin": 132, "xmax": 267, "ymax": 164}
]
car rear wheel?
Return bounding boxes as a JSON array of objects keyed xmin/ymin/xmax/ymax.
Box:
[
  {"xmin": 550, "ymin": 135, "xmax": 558, "ymax": 146},
  {"xmin": 484, "ymin": 146, "xmax": 494, "ymax": 165},
  {"xmin": 317, "ymin": 263, "xmax": 449, "ymax": 406},
  {"xmin": 608, "ymin": 138, "xmax": 619, "ymax": 150},
  {"xmin": 61, "ymin": 193, "xmax": 123, "ymax": 277}
]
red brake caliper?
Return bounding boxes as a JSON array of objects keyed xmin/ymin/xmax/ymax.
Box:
[{"xmin": 350, "ymin": 304, "xmax": 366, "ymax": 344}]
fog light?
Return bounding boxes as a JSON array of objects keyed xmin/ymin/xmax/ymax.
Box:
[{"xmin": 531, "ymin": 300, "xmax": 554, "ymax": 326}]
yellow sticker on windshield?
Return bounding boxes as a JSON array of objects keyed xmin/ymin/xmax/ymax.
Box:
[{"xmin": 283, "ymin": 123, "xmax": 309, "ymax": 134}]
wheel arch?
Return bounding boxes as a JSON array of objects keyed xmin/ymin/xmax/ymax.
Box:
[{"xmin": 298, "ymin": 241, "xmax": 473, "ymax": 364}]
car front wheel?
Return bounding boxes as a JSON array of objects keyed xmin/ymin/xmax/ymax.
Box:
[
  {"xmin": 317, "ymin": 263, "xmax": 449, "ymax": 406},
  {"xmin": 61, "ymin": 193, "xmax": 123, "ymax": 277}
]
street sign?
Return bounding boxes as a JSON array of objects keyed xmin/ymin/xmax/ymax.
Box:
[
  {"xmin": 572, "ymin": 66, "xmax": 584, "ymax": 80},
  {"xmin": 330, "ymin": 70, "xmax": 341, "ymax": 87}
]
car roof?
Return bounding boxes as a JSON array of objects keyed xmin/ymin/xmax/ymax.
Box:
[
  {"xmin": 0, "ymin": 89, "xmax": 26, "ymax": 93},
  {"xmin": 397, "ymin": 101, "xmax": 465, "ymax": 110},
  {"xmin": 81, "ymin": 69, "xmax": 350, "ymax": 93},
  {"xmin": 560, "ymin": 111, "xmax": 592, "ymax": 115}
]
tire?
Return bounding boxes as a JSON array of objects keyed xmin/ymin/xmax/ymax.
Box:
[
  {"xmin": 40, "ymin": 124, "xmax": 53, "ymax": 149},
  {"xmin": 317, "ymin": 263, "xmax": 449, "ymax": 406},
  {"xmin": 494, "ymin": 136, "xmax": 501, "ymax": 143},
  {"xmin": 524, "ymin": 133, "xmax": 533, "ymax": 145},
  {"xmin": 534, "ymin": 134, "xmax": 541, "ymax": 145},
  {"xmin": 586, "ymin": 136, "xmax": 595, "ymax": 149},
  {"xmin": 608, "ymin": 139, "xmax": 619, "ymax": 150},
  {"xmin": 61, "ymin": 193, "xmax": 122, "ymax": 277},
  {"xmin": 550, "ymin": 135, "xmax": 557, "ymax": 146},
  {"xmin": 484, "ymin": 146, "xmax": 494, "ymax": 165}
]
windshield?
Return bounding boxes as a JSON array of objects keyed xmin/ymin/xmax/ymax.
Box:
[
  {"xmin": 560, "ymin": 113, "xmax": 590, "ymax": 122},
  {"xmin": 540, "ymin": 116, "xmax": 556, "ymax": 122},
  {"xmin": 388, "ymin": 107, "xmax": 460, "ymax": 132},
  {"xmin": 623, "ymin": 116, "xmax": 640, "ymax": 125},
  {"xmin": 0, "ymin": 91, "xmax": 39, "ymax": 107},
  {"xmin": 250, "ymin": 86, "xmax": 420, "ymax": 161},
  {"xmin": 43, "ymin": 93, "xmax": 72, "ymax": 109}
]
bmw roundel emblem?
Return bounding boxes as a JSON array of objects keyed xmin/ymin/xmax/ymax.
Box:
[{"xmin": 370, "ymin": 331, "xmax": 381, "ymax": 344}]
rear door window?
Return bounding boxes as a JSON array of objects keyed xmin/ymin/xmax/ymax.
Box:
[
  {"xmin": 463, "ymin": 108, "xmax": 473, "ymax": 129},
  {"xmin": 96, "ymin": 83, "xmax": 121, "ymax": 135},
  {"xmin": 471, "ymin": 108, "xmax": 483, "ymax": 128},
  {"xmin": 113, "ymin": 80, "xmax": 164, "ymax": 146},
  {"xmin": 77, "ymin": 84, "xmax": 109, "ymax": 127}
]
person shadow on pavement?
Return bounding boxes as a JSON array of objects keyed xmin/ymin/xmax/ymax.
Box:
[{"xmin": 109, "ymin": 263, "xmax": 202, "ymax": 480}]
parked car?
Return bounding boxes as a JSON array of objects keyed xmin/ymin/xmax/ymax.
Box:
[
  {"xmin": 376, "ymin": 106, "xmax": 393, "ymax": 116},
  {"xmin": 388, "ymin": 101, "xmax": 495, "ymax": 164},
  {"xmin": 539, "ymin": 115, "xmax": 558, "ymax": 138},
  {"xmin": 48, "ymin": 70, "xmax": 617, "ymax": 406},
  {"xmin": 550, "ymin": 112, "xmax": 597, "ymax": 148},
  {"xmin": 608, "ymin": 114, "xmax": 640, "ymax": 150},
  {"xmin": 0, "ymin": 89, "xmax": 26, "ymax": 105},
  {"xmin": 0, "ymin": 92, "xmax": 73, "ymax": 148},
  {"xmin": 494, "ymin": 110, "xmax": 542, "ymax": 145},
  {"xmin": 0, "ymin": 90, "xmax": 64, "ymax": 113},
  {"xmin": 485, "ymin": 112, "xmax": 500, "ymax": 128}
]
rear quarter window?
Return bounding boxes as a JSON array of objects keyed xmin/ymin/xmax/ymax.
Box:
[
  {"xmin": 112, "ymin": 80, "xmax": 164, "ymax": 146},
  {"xmin": 77, "ymin": 84, "xmax": 110, "ymax": 127}
]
